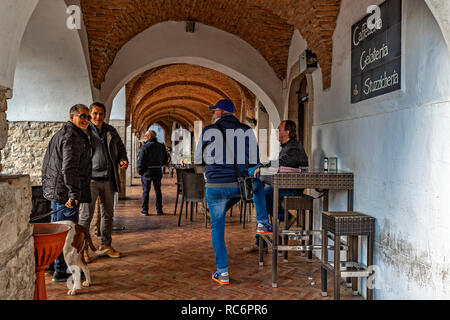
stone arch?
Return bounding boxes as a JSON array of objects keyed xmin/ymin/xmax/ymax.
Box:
[
  {"xmin": 136, "ymin": 103, "xmax": 210, "ymax": 130},
  {"xmin": 0, "ymin": 0, "xmax": 38, "ymax": 92},
  {"xmin": 138, "ymin": 107, "xmax": 207, "ymax": 133},
  {"xmin": 143, "ymin": 114, "xmax": 192, "ymax": 135},
  {"xmin": 425, "ymin": 0, "xmax": 450, "ymax": 55},
  {"xmin": 99, "ymin": 22, "xmax": 282, "ymax": 127},
  {"xmin": 127, "ymin": 64, "xmax": 246, "ymax": 126},
  {"xmin": 8, "ymin": 0, "xmax": 93, "ymax": 121}
]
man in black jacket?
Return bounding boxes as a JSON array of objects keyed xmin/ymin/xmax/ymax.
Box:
[
  {"xmin": 79, "ymin": 102, "xmax": 128, "ymax": 261},
  {"xmin": 138, "ymin": 130, "xmax": 168, "ymax": 216},
  {"xmin": 244, "ymin": 120, "xmax": 309, "ymax": 253},
  {"xmin": 42, "ymin": 104, "xmax": 92, "ymax": 281}
]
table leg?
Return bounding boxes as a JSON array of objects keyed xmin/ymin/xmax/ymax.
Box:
[
  {"xmin": 321, "ymin": 227, "xmax": 328, "ymax": 297},
  {"xmin": 283, "ymin": 197, "xmax": 288, "ymax": 262},
  {"xmin": 272, "ymin": 186, "xmax": 279, "ymax": 288},
  {"xmin": 308, "ymin": 209, "xmax": 313, "ymax": 260},
  {"xmin": 346, "ymin": 235, "xmax": 353, "ymax": 287},
  {"xmin": 352, "ymin": 236, "xmax": 359, "ymax": 294},
  {"xmin": 348, "ymin": 189, "xmax": 354, "ymax": 211},
  {"xmin": 334, "ymin": 235, "xmax": 341, "ymax": 300},
  {"xmin": 301, "ymin": 210, "xmax": 306, "ymax": 256},
  {"xmin": 259, "ymin": 236, "xmax": 264, "ymax": 267},
  {"xmin": 368, "ymin": 232, "xmax": 375, "ymax": 300}
]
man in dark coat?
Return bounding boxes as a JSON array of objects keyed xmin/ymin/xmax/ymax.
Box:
[
  {"xmin": 138, "ymin": 130, "xmax": 168, "ymax": 216},
  {"xmin": 79, "ymin": 102, "xmax": 128, "ymax": 261},
  {"xmin": 42, "ymin": 104, "xmax": 92, "ymax": 281},
  {"xmin": 244, "ymin": 120, "xmax": 309, "ymax": 253}
]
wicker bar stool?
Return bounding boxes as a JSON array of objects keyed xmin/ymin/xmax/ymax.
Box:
[
  {"xmin": 279, "ymin": 194, "xmax": 316, "ymax": 262},
  {"xmin": 320, "ymin": 211, "xmax": 375, "ymax": 300}
]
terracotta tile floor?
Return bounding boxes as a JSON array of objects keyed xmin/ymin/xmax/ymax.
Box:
[{"xmin": 45, "ymin": 176, "xmax": 363, "ymax": 300}]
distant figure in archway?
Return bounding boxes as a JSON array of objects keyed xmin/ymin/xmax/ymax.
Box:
[{"xmin": 138, "ymin": 130, "xmax": 169, "ymax": 216}]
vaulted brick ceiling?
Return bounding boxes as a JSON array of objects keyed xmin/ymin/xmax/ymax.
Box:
[
  {"xmin": 80, "ymin": 0, "xmax": 341, "ymax": 90},
  {"xmin": 126, "ymin": 64, "xmax": 255, "ymax": 133}
]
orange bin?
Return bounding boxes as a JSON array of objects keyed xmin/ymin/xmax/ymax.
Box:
[{"xmin": 32, "ymin": 223, "xmax": 71, "ymax": 300}]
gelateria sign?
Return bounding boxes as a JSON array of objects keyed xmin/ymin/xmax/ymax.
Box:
[{"xmin": 351, "ymin": 0, "xmax": 402, "ymax": 103}]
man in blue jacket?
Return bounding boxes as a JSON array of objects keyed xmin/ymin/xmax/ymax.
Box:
[
  {"xmin": 195, "ymin": 99, "xmax": 267, "ymax": 285},
  {"xmin": 138, "ymin": 130, "xmax": 168, "ymax": 216}
]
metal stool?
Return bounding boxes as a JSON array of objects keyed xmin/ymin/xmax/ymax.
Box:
[
  {"xmin": 279, "ymin": 195, "xmax": 316, "ymax": 262},
  {"xmin": 259, "ymin": 195, "xmax": 349, "ymax": 288},
  {"xmin": 321, "ymin": 211, "xmax": 375, "ymax": 300}
]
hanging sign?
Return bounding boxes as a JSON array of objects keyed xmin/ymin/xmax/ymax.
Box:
[{"xmin": 351, "ymin": 0, "xmax": 402, "ymax": 104}]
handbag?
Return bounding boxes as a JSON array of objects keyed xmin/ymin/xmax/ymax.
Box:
[{"xmin": 216, "ymin": 124, "xmax": 253, "ymax": 201}]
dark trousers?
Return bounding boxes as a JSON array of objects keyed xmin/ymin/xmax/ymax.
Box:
[
  {"xmin": 141, "ymin": 175, "xmax": 163, "ymax": 213},
  {"xmin": 51, "ymin": 201, "xmax": 79, "ymax": 274}
]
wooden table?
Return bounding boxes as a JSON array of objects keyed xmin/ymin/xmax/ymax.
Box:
[{"xmin": 260, "ymin": 170, "xmax": 354, "ymax": 288}]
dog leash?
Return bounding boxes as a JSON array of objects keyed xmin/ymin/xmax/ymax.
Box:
[{"xmin": 29, "ymin": 206, "xmax": 72, "ymax": 223}]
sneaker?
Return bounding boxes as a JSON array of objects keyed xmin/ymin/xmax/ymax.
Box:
[
  {"xmin": 52, "ymin": 272, "xmax": 71, "ymax": 282},
  {"xmin": 243, "ymin": 244, "xmax": 268, "ymax": 253},
  {"xmin": 141, "ymin": 212, "xmax": 149, "ymax": 216},
  {"xmin": 256, "ymin": 224, "xmax": 273, "ymax": 235},
  {"xmin": 212, "ymin": 271, "xmax": 229, "ymax": 285},
  {"xmin": 99, "ymin": 244, "xmax": 121, "ymax": 258},
  {"xmin": 156, "ymin": 211, "xmax": 164, "ymax": 216}
]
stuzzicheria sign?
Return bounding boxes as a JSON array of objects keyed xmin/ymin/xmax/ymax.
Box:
[{"xmin": 351, "ymin": 0, "xmax": 402, "ymax": 104}]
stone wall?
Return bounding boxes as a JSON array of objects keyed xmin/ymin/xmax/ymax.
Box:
[
  {"xmin": 0, "ymin": 175, "xmax": 35, "ymax": 300},
  {"xmin": 1, "ymin": 122, "xmax": 64, "ymax": 185}
]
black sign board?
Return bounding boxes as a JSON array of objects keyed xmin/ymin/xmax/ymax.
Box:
[{"xmin": 351, "ymin": 0, "xmax": 402, "ymax": 103}]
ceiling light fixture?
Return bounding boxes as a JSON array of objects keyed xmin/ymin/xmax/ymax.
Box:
[{"xmin": 186, "ymin": 19, "xmax": 196, "ymax": 33}]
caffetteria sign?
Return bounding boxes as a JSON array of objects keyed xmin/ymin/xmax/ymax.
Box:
[{"xmin": 351, "ymin": 0, "xmax": 402, "ymax": 104}]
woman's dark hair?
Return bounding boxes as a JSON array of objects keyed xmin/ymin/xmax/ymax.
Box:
[
  {"xmin": 282, "ymin": 120, "xmax": 297, "ymax": 141},
  {"xmin": 89, "ymin": 102, "xmax": 107, "ymax": 113}
]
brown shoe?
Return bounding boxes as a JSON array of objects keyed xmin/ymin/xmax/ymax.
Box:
[
  {"xmin": 99, "ymin": 244, "xmax": 121, "ymax": 258},
  {"xmin": 243, "ymin": 244, "xmax": 268, "ymax": 253}
]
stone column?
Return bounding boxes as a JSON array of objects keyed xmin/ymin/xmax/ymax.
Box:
[
  {"xmin": 0, "ymin": 175, "xmax": 35, "ymax": 300},
  {"xmin": 109, "ymin": 120, "xmax": 127, "ymax": 199},
  {"xmin": 0, "ymin": 87, "xmax": 10, "ymax": 172}
]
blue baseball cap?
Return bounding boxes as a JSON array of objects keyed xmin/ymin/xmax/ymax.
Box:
[{"xmin": 209, "ymin": 99, "xmax": 235, "ymax": 113}]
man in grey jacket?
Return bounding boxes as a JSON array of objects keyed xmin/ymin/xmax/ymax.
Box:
[{"xmin": 79, "ymin": 102, "xmax": 128, "ymax": 261}]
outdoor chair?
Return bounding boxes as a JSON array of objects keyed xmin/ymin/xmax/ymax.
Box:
[
  {"xmin": 239, "ymin": 199, "xmax": 254, "ymax": 229},
  {"xmin": 174, "ymin": 167, "xmax": 195, "ymax": 216},
  {"xmin": 177, "ymin": 172, "xmax": 207, "ymax": 227}
]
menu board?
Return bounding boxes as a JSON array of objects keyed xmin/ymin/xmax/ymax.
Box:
[{"xmin": 351, "ymin": 0, "xmax": 402, "ymax": 104}]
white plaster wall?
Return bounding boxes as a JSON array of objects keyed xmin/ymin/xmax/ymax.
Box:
[
  {"xmin": 99, "ymin": 21, "xmax": 282, "ymax": 126},
  {"xmin": 286, "ymin": 0, "xmax": 450, "ymax": 299},
  {"xmin": 0, "ymin": 0, "xmax": 38, "ymax": 92},
  {"xmin": 110, "ymin": 87, "xmax": 126, "ymax": 121},
  {"xmin": 7, "ymin": 0, "xmax": 92, "ymax": 122}
]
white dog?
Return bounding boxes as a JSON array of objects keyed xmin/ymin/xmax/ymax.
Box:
[{"xmin": 53, "ymin": 221, "xmax": 107, "ymax": 295}]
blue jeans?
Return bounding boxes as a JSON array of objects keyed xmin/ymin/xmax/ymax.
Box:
[
  {"xmin": 51, "ymin": 201, "xmax": 80, "ymax": 274},
  {"xmin": 206, "ymin": 180, "xmax": 270, "ymax": 272},
  {"xmin": 205, "ymin": 187, "xmax": 241, "ymax": 274},
  {"xmin": 252, "ymin": 183, "xmax": 300, "ymax": 246}
]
